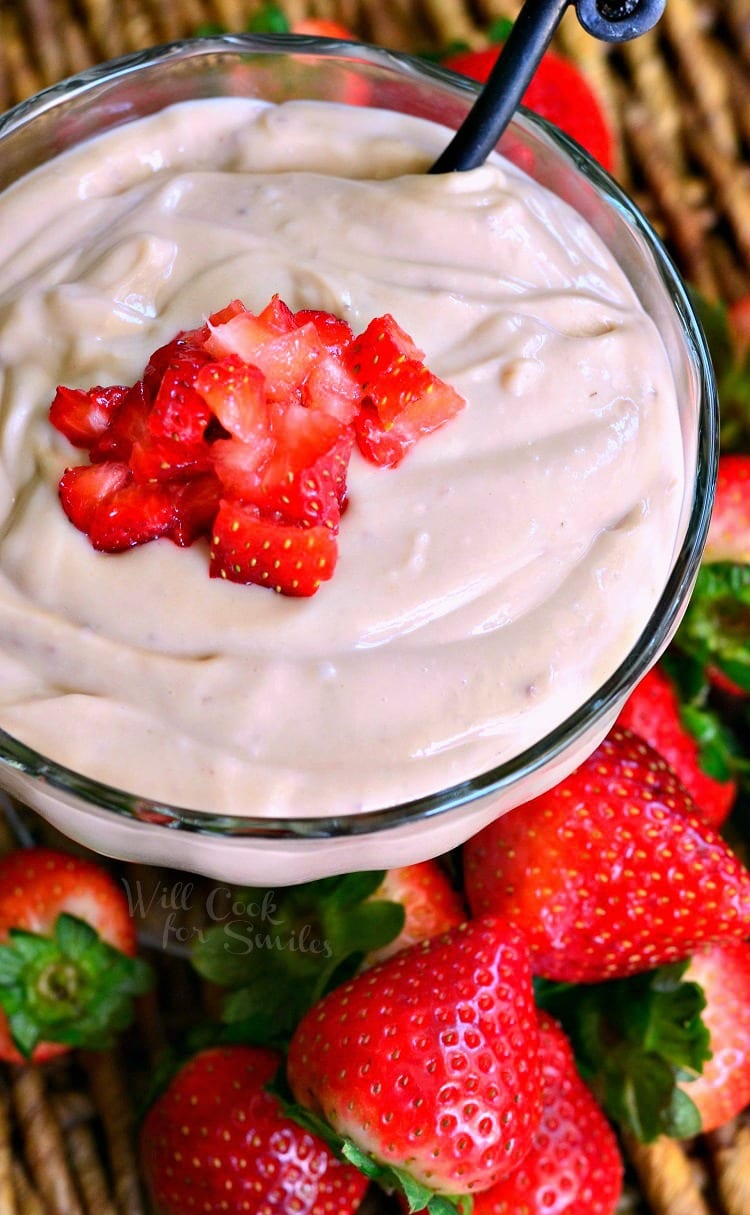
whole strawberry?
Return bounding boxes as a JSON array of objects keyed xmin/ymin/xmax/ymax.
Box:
[
  {"xmin": 472, "ymin": 1014, "xmax": 622, "ymax": 1215},
  {"xmin": 616, "ymin": 664, "xmax": 736, "ymax": 828},
  {"xmin": 705, "ymin": 453, "xmax": 750, "ymax": 563},
  {"xmin": 463, "ymin": 727, "xmax": 750, "ymax": 982},
  {"xmin": 0, "ymin": 847, "xmax": 149, "ymax": 1063},
  {"xmin": 287, "ymin": 918, "xmax": 542, "ymax": 1203},
  {"xmin": 679, "ymin": 940, "xmax": 750, "ymax": 1134},
  {"xmin": 141, "ymin": 1045, "xmax": 369, "ymax": 1215}
]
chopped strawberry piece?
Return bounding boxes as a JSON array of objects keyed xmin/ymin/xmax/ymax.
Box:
[
  {"xmin": 170, "ymin": 474, "xmax": 223, "ymax": 546},
  {"xmin": 129, "ymin": 435, "xmax": 214, "ymax": 484},
  {"xmin": 207, "ymin": 299, "xmax": 246, "ymax": 327},
  {"xmin": 347, "ymin": 313, "xmax": 424, "ymax": 387},
  {"xmin": 355, "ymin": 369, "xmax": 465, "ymax": 468},
  {"xmin": 295, "ymin": 309, "xmax": 355, "ymax": 355},
  {"xmin": 50, "ymin": 384, "xmax": 129, "ymax": 450},
  {"xmin": 59, "ymin": 462, "xmax": 131, "ymax": 533},
  {"xmin": 210, "ymin": 501, "xmax": 338, "ymax": 595},
  {"xmin": 210, "ymin": 436, "xmax": 274, "ymax": 501},
  {"xmin": 347, "ymin": 315, "xmax": 465, "ymax": 467},
  {"xmin": 90, "ymin": 381, "xmax": 151, "ymax": 463},
  {"xmin": 142, "ymin": 337, "xmax": 211, "ymax": 399},
  {"xmin": 354, "ymin": 404, "xmax": 406, "ymax": 468},
  {"xmin": 254, "ymin": 403, "xmax": 353, "ymax": 527},
  {"xmin": 304, "ymin": 353, "xmax": 361, "ymax": 424},
  {"xmin": 257, "ymin": 294, "xmax": 297, "ymax": 334},
  {"xmin": 148, "ymin": 367, "xmax": 213, "ymax": 445},
  {"xmin": 194, "ymin": 358, "xmax": 268, "ymax": 443},
  {"xmin": 88, "ymin": 482, "xmax": 177, "ymax": 552}
]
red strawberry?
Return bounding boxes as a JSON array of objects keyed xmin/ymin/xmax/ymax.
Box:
[
  {"xmin": 140, "ymin": 1044, "xmax": 368, "ymax": 1215},
  {"xmin": 210, "ymin": 500, "xmax": 338, "ymax": 594},
  {"xmin": 87, "ymin": 480, "xmax": 177, "ymax": 551},
  {"xmin": 291, "ymin": 17, "xmax": 354, "ymax": 38},
  {"xmin": 616, "ymin": 665, "xmax": 736, "ymax": 828},
  {"xmin": 253, "ymin": 404, "xmax": 353, "ymax": 528},
  {"xmin": 678, "ymin": 940, "xmax": 750, "ymax": 1134},
  {"xmin": 296, "ymin": 308, "xmax": 355, "ymax": 356},
  {"xmin": 0, "ymin": 848, "xmax": 149, "ymax": 1063},
  {"xmin": 58, "ymin": 461, "xmax": 131, "ymax": 532},
  {"xmin": 49, "ymin": 384, "xmax": 129, "ymax": 449},
  {"xmin": 364, "ymin": 862, "xmax": 466, "ymax": 967},
  {"xmin": 705, "ymin": 453, "xmax": 750, "ymax": 563},
  {"xmin": 287, "ymin": 917, "xmax": 543, "ymax": 1199},
  {"xmin": 463, "ymin": 727, "xmax": 750, "ymax": 982},
  {"xmin": 470, "ymin": 1014, "xmax": 622, "ymax": 1215},
  {"xmin": 348, "ymin": 315, "xmax": 465, "ymax": 468},
  {"xmin": 443, "ymin": 44, "xmax": 615, "ymax": 172},
  {"xmin": 194, "ymin": 356, "xmax": 268, "ymax": 443}
]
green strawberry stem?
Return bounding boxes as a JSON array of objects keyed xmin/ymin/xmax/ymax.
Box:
[
  {"xmin": 672, "ymin": 563, "xmax": 750, "ymax": 694},
  {"xmin": 535, "ymin": 962, "xmax": 711, "ymax": 1142},
  {"xmin": 270, "ymin": 1068, "xmax": 471, "ymax": 1214},
  {"xmin": 190, "ymin": 872, "xmax": 405, "ymax": 1049},
  {"xmin": 0, "ymin": 913, "xmax": 152, "ymax": 1057}
]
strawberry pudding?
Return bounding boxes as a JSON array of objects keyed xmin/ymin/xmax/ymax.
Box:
[{"xmin": 0, "ymin": 39, "xmax": 714, "ymax": 881}]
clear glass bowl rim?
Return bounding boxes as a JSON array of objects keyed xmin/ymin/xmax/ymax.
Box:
[{"xmin": 0, "ymin": 33, "xmax": 719, "ymax": 839}]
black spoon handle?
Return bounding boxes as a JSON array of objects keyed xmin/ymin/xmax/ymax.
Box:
[
  {"xmin": 430, "ymin": 0, "xmax": 667, "ymax": 175},
  {"xmin": 430, "ymin": 0, "xmax": 570, "ymax": 176}
]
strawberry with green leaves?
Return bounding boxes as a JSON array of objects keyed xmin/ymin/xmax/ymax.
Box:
[
  {"xmin": 140, "ymin": 1044, "xmax": 369, "ymax": 1215},
  {"xmin": 616, "ymin": 664, "xmax": 737, "ymax": 828},
  {"xmin": 463, "ymin": 727, "xmax": 750, "ymax": 983},
  {"xmin": 286, "ymin": 918, "xmax": 543, "ymax": 1211},
  {"xmin": 0, "ymin": 847, "xmax": 150, "ymax": 1063},
  {"xmin": 678, "ymin": 940, "xmax": 750, "ymax": 1133}
]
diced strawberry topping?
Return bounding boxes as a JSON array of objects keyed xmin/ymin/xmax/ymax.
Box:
[
  {"xmin": 58, "ymin": 462, "xmax": 132, "ymax": 533},
  {"xmin": 89, "ymin": 381, "xmax": 151, "ymax": 463},
  {"xmin": 250, "ymin": 404, "xmax": 353, "ymax": 529},
  {"xmin": 347, "ymin": 315, "xmax": 464, "ymax": 467},
  {"xmin": 50, "ymin": 384, "xmax": 129, "ymax": 449},
  {"xmin": 295, "ymin": 309, "xmax": 355, "ymax": 355},
  {"xmin": 49, "ymin": 296, "xmax": 465, "ymax": 594},
  {"xmin": 194, "ymin": 358, "xmax": 267, "ymax": 443},
  {"xmin": 88, "ymin": 482, "xmax": 177, "ymax": 552},
  {"xmin": 210, "ymin": 501, "xmax": 338, "ymax": 595}
]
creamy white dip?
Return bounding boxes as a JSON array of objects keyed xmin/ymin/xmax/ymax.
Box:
[{"xmin": 0, "ymin": 98, "xmax": 683, "ymax": 817}]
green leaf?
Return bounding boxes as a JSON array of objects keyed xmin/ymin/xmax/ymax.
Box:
[
  {"xmin": 247, "ymin": 2, "xmax": 290, "ymax": 33},
  {"xmin": 487, "ymin": 17, "xmax": 515, "ymax": 43},
  {"xmin": 536, "ymin": 963, "xmax": 711, "ymax": 1143},
  {"xmin": 324, "ymin": 900, "xmax": 405, "ymax": 957},
  {"xmin": 674, "ymin": 563, "xmax": 750, "ymax": 693},
  {"xmin": 190, "ymin": 872, "xmax": 405, "ymax": 1048},
  {"xmin": 662, "ymin": 1086, "xmax": 703, "ymax": 1140},
  {"xmin": 55, "ymin": 912, "xmax": 98, "ymax": 958}
]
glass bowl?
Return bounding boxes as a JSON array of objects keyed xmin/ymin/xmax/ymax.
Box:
[{"xmin": 0, "ymin": 35, "xmax": 717, "ymax": 884}]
